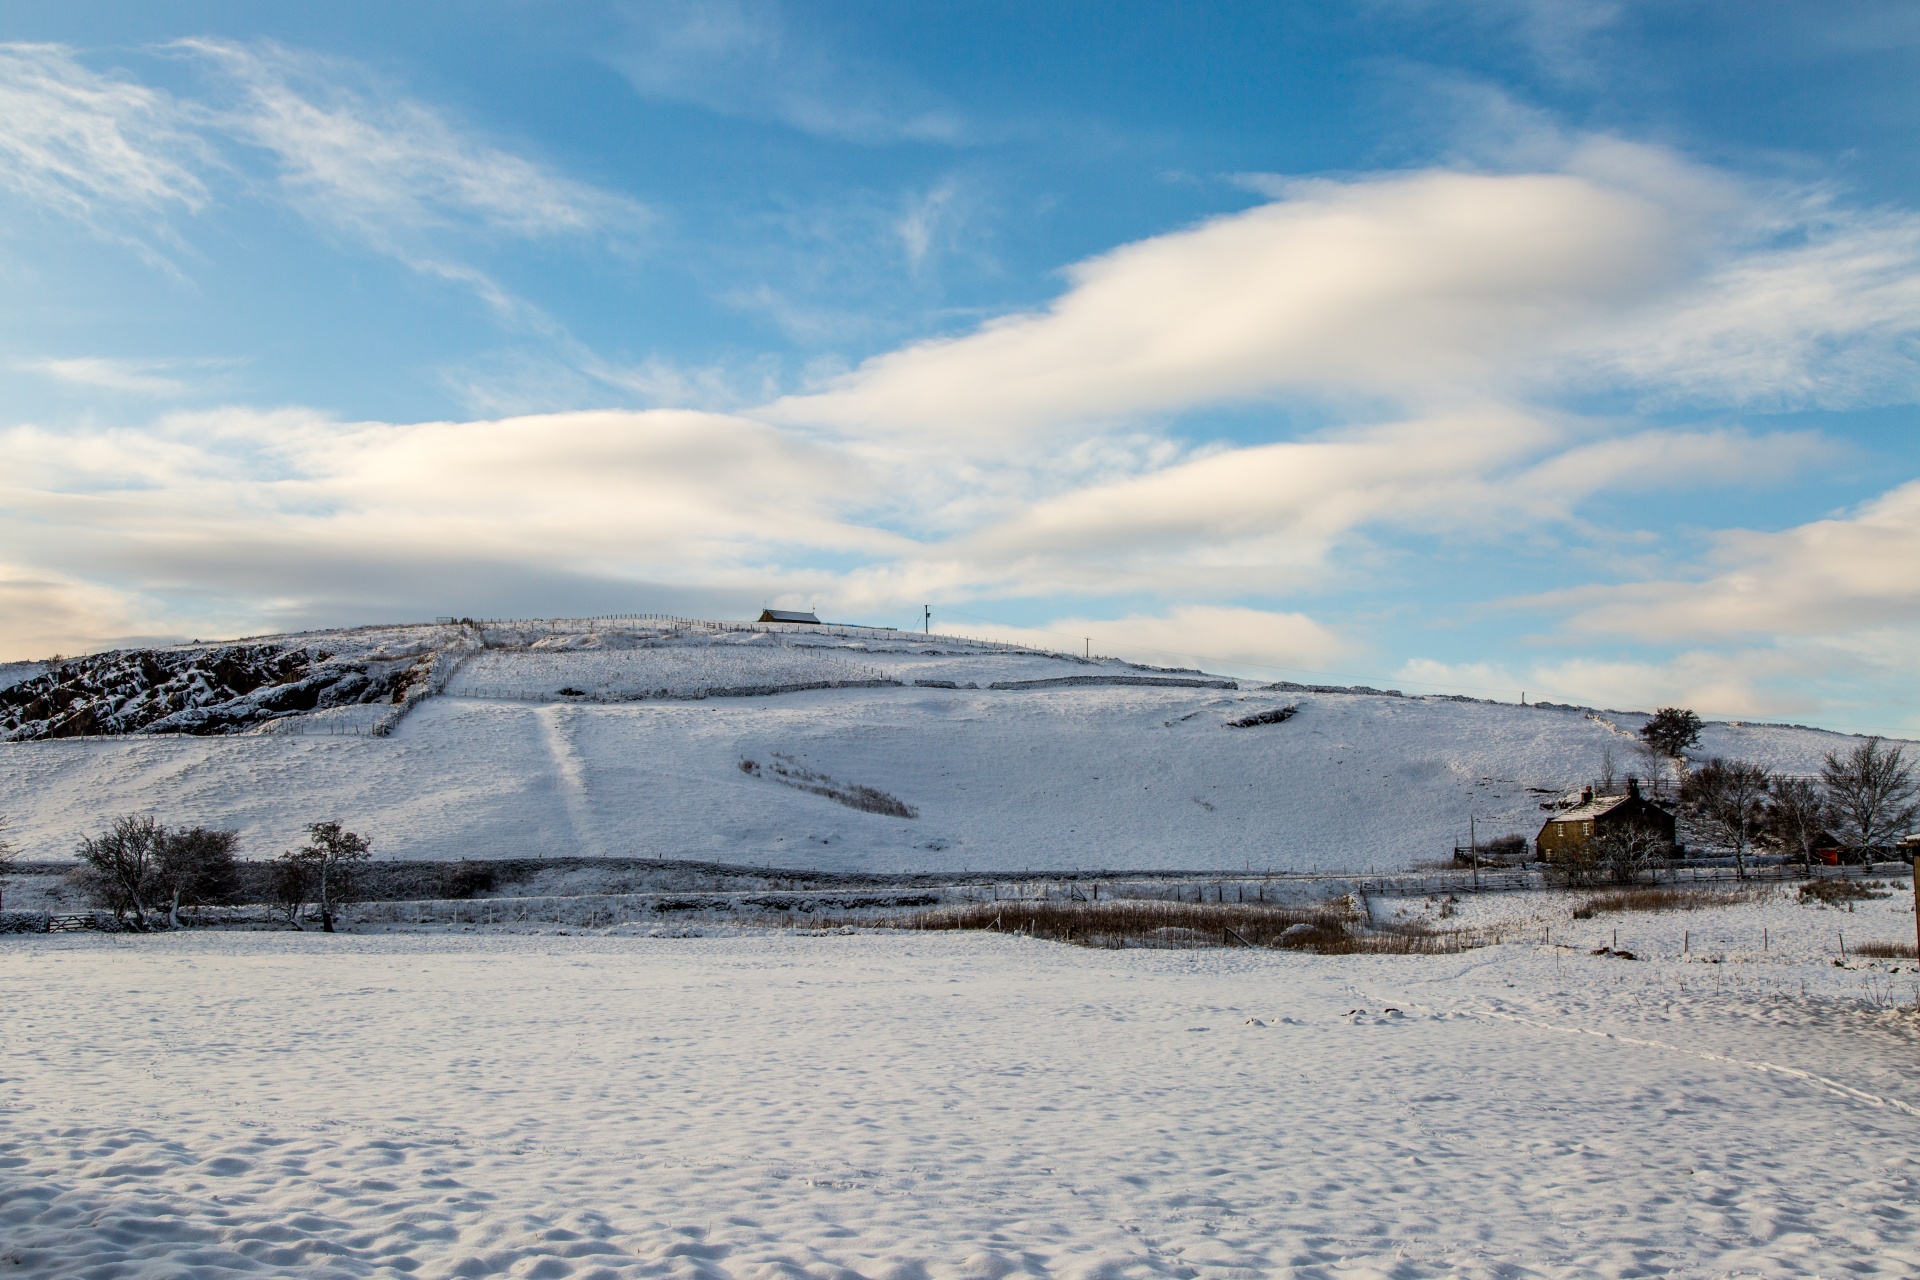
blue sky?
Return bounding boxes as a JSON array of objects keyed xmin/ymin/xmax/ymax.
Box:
[{"xmin": 3, "ymin": 1, "xmax": 1919, "ymax": 733}]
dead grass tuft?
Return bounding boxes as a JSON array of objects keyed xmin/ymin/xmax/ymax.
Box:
[
  {"xmin": 1797, "ymin": 878, "xmax": 1890, "ymax": 906},
  {"xmin": 1850, "ymin": 941, "xmax": 1918, "ymax": 959},
  {"xmin": 858, "ymin": 899, "xmax": 1493, "ymax": 954},
  {"xmin": 1572, "ymin": 886, "xmax": 1761, "ymax": 917}
]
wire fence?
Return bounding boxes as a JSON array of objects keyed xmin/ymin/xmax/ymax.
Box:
[{"xmin": 433, "ymin": 614, "xmax": 1054, "ymax": 656}]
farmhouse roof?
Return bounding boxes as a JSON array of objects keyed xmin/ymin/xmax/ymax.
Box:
[
  {"xmin": 757, "ymin": 609, "xmax": 821, "ymax": 624},
  {"xmin": 1546, "ymin": 779, "xmax": 1671, "ymax": 824},
  {"xmin": 1553, "ymin": 793, "xmax": 1633, "ymax": 823}
]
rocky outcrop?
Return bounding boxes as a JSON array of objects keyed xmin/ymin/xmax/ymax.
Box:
[{"xmin": 0, "ymin": 644, "xmax": 433, "ymax": 741}]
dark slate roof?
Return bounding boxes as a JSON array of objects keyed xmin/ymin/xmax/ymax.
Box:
[
  {"xmin": 1545, "ymin": 794, "xmax": 1635, "ymax": 823},
  {"xmin": 758, "ymin": 609, "xmax": 821, "ymax": 624}
]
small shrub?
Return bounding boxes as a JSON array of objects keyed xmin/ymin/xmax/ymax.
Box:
[
  {"xmin": 1798, "ymin": 878, "xmax": 1889, "ymax": 906},
  {"xmin": 1226, "ymin": 705, "xmax": 1298, "ymax": 729},
  {"xmin": 750, "ymin": 755, "xmax": 918, "ymax": 818},
  {"xmin": 439, "ymin": 861, "xmax": 496, "ymax": 899},
  {"xmin": 1851, "ymin": 941, "xmax": 1918, "ymax": 959}
]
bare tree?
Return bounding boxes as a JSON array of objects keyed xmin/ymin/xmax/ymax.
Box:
[
  {"xmin": 1632, "ymin": 737, "xmax": 1677, "ymax": 799},
  {"xmin": 288, "ymin": 822, "xmax": 371, "ymax": 932},
  {"xmin": 1683, "ymin": 759, "xmax": 1773, "ymax": 879},
  {"xmin": 1597, "ymin": 744, "xmax": 1617, "ymax": 794},
  {"xmin": 271, "ymin": 851, "xmax": 315, "ymax": 926},
  {"xmin": 1820, "ymin": 737, "xmax": 1919, "ymax": 858},
  {"xmin": 1766, "ymin": 776, "xmax": 1830, "ymax": 875},
  {"xmin": 1592, "ymin": 825, "xmax": 1667, "ymax": 885},
  {"xmin": 75, "ymin": 816, "xmax": 164, "ymax": 927},
  {"xmin": 152, "ymin": 827, "xmax": 240, "ymax": 928},
  {"xmin": 1641, "ymin": 708, "xmax": 1704, "ymax": 761}
]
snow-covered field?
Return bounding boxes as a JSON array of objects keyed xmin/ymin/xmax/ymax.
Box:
[
  {"xmin": 0, "ymin": 661, "xmax": 45, "ymax": 692},
  {"xmin": 0, "ymin": 621, "xmax": 1888, "ymax": 871},
  {"xmin": 4, "ymin": 886, "xmax": 1917, "ymax": 1278}
]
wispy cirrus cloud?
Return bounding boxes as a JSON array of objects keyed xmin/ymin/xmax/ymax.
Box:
[
  {"xmin": 613, "ymin": 0, "xmax": 963, "ymax": 144},
  {"xmin": 183, "ymin": 40, "xmax": 640, "ymax": 244},
  {"xmin": 0, "ymin": 43, "xmax": 208, "ymax": 264},
  {"xmin": 0, "ymin": 39, "xmax": 642, "ymax": 315},
  {"xmin": 178, "ymin": 38, "xmax": 646, "ymax": 313},
  {"xmin": 19, "ymin": 356, "xmax": 192, "ymax": 396}
]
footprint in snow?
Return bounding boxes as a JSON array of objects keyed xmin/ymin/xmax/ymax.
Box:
[{"xmin": 1343, "ymin": 1008, "xmax": 1407, "ymax": 1024}]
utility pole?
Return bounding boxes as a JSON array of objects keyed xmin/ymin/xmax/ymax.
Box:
[
  {"xmin": 924, "ymin": 604, "xmax": 930, "ymax": 634},
  {"xmin": 1470, "ymin": 814, "xmax": 1479, "ymax": 890}
]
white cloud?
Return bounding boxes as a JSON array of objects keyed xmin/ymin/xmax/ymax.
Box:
[
  {"xmin": 886, "ymin": 408, "xmax": 1551, "ymax": 600},
  {"xmin": 0, "ymin": 40, "xmax": 639, "ymax": 315},
  {"xmin": 0, "ymin": 561, "xmax": 162, "ymax": 659},
  {"xmin": 0, "ymin": 43, "xmax": 207, "ymax": 264},
  {"xmin": 19, "ymin": 356, "xmax": 193, "ymax": 396},
  {"xmin": 179, "ymin": 39, "xmax": 643, "ymax": 306},
  {"xmin": 0, "ymin": 406, "xmax": 900, "ymax": 658},
  {"xmin": 613, "ymin": 0, "xmax": 963, "ymax": 144},
  {"xmin": 1510, "ymin": 426, "xmax": 1834, "ymax": 507},
  {"xmin": 950, "ymin": 606, "xmax": 1349, "ymax": 678},
  {"xmin": 441, "ymin": 348, "xmax": 785, "ymax": 418},
  {"xmin": 767, "ymin": 154, "xmax": 1706, "ymax": 440},
  {"xmin": 1543, "ymin": 479, "xmax": 1920, "ymax": 641},
  {"xmin": 828, "ymin": 413, "xmax": 1829, "ymax": 604},
  {"xmin": 1592, "ymin": 205, "xmax": 1920, "ymax": 409},
  {"xmin": 1399, "ymin": 649, "xmax": 1832, "ymax": 722},
  {"xmin": 765, "ymin": 142, "xmax": 1920, "ymax": 447}
]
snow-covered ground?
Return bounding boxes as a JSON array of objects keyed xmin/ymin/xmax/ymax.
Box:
[
  {"xmin": 0, "ymin": 660, "xmax": 45, "ymax": 691},
  {"xmin": 0, "ymin": 620, "xmax": 1889, "ymax": 871},
  {"xmin": 4, "ymin": 887, "xmax": 1916, "ymax": 1278}
]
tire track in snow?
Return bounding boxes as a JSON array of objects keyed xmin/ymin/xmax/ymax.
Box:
[
  {"xmin": 1356, "ymin": 979, "xmax": 1920, "ymax": 1120},
  {"xmin": 1473, "ymin": 1009, "xmax": 1920, "ymax": 1118},
  {"xmin": 537, "ymin": 702, "xmax": 603, "ymax": 858}
]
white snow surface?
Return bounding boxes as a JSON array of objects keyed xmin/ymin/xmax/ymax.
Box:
[
  {"xmin": 0, "ymin": 661, "xmax": 46, "ymax": 691},
  {"xmin": 4, "ymin": 889, "xmax": 1918, "ymax": 1278},
  {"xmin": 0, "ymin": 621, "xmax": 1895, "ymax": 870}
]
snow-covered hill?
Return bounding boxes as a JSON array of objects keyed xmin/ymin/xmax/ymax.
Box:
[{"xmin": 0, "ymin": 618, "xmax": 1893, "ymax": 871}]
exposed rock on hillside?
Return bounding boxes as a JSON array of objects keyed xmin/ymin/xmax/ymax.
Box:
[{"xmin": 0, "ymin": 644, "xmax": 434, "ymax": 740}]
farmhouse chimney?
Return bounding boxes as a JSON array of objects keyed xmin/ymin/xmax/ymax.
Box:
[
  {"xmin": 1627, "ymin": 777, "xmax": 1641, "ymax": 799},
  {"xmin": 1581, "ymin": 786, "xmax": 1593, "ymax": 804}
]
